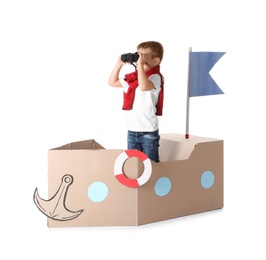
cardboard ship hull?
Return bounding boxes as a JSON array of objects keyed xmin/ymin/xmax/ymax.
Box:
[{"xmin": 45, "ymin": 133, "xmax": 223, "ymax": 227}]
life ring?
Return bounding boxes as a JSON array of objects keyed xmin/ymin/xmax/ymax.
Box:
[{"xmin": 114, "ymin": 150, "xmax": 152, "ymax": 188}]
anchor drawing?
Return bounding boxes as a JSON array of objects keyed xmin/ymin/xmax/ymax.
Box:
[{"xmin": 33, "ymin": 174, "xmax": 83, "ymax": 221}]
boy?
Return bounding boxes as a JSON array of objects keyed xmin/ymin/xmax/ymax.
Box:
[{"xmin": 108, "ymin": 41, "xmax": 164, "ymax": 162}]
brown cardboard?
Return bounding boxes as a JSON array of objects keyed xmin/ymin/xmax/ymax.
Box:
[
  {"xmin": 34, "ymin": 134, "xmax": 223, "ymax": 227},
  {"xmin": 139, "ymin": 134, "xmax": 223, "ymax": 225}
]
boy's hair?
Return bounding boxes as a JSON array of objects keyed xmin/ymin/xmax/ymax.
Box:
[{"xmin": 137, "ymin": 41, "xmax": 164, "ymax": 62}]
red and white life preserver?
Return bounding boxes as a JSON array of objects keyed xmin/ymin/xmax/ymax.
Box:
[{"xmin": 114, "ymin": 150, "xmax": 152, "ymax": 188}]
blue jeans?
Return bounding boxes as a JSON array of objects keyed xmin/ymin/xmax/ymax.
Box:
[{"xmin": 127, "ymin": 130, "xmax": 160, "ymax": 162}]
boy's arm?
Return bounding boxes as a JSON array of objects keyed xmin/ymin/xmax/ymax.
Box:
[
  {"xmin": 137, "ymin": 65, "xmax": 155, "ymax": 91},
  {"xmin": 108, "ymin": 57, "xmax": 124, "ymax": 88},
  {"xmin": 137, "ymin": 53, "xmax": 155, "ymax": 91}
]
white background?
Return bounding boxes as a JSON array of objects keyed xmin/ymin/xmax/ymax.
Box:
[{"xmin": 1, "ymin": 0, "xmax": 265, "ymax": 259}]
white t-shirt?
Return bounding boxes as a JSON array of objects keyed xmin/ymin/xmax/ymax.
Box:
[{"xmin": 120, "ymin": 74, "xmax": 161, "ymax": 132}]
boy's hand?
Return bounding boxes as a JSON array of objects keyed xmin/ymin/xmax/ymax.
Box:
[
  {"xmin": 136, "ymin": 52, "xmax": 147, "ymax": 67},
  {"xmin": 117, "ymin": 55, "xmax": 125, "ymax": 65}
]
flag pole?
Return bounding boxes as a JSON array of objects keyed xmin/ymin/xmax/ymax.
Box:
[{"xmin": 185, "ymin": 47, "xmax": 192, "ymax": 139}]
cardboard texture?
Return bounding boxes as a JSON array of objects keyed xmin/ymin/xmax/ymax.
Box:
[{"xmin": 34, "ymin": 134, "xmax": 223, "ymax": 227}]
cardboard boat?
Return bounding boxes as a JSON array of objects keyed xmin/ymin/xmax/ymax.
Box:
[{"xmin": 34, "ymin": 133, "xmax": 223, "ymax": 227}]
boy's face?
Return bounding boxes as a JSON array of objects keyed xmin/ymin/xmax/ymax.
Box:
[{"xmin": 137, "ymin": 47, "xmax": 160, "ymax": 69}]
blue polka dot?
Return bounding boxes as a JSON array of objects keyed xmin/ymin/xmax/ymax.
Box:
[
  {"xmin": 154, "ymin": 177, "xmax": 171, "ymax": 196},
  {"xmin": 88, "ymin": 182, "xmax": 109, "ymax": 202},
  {"xmin": 201, "ymin": 171, "xmax": 215, "ymax": 189}
]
